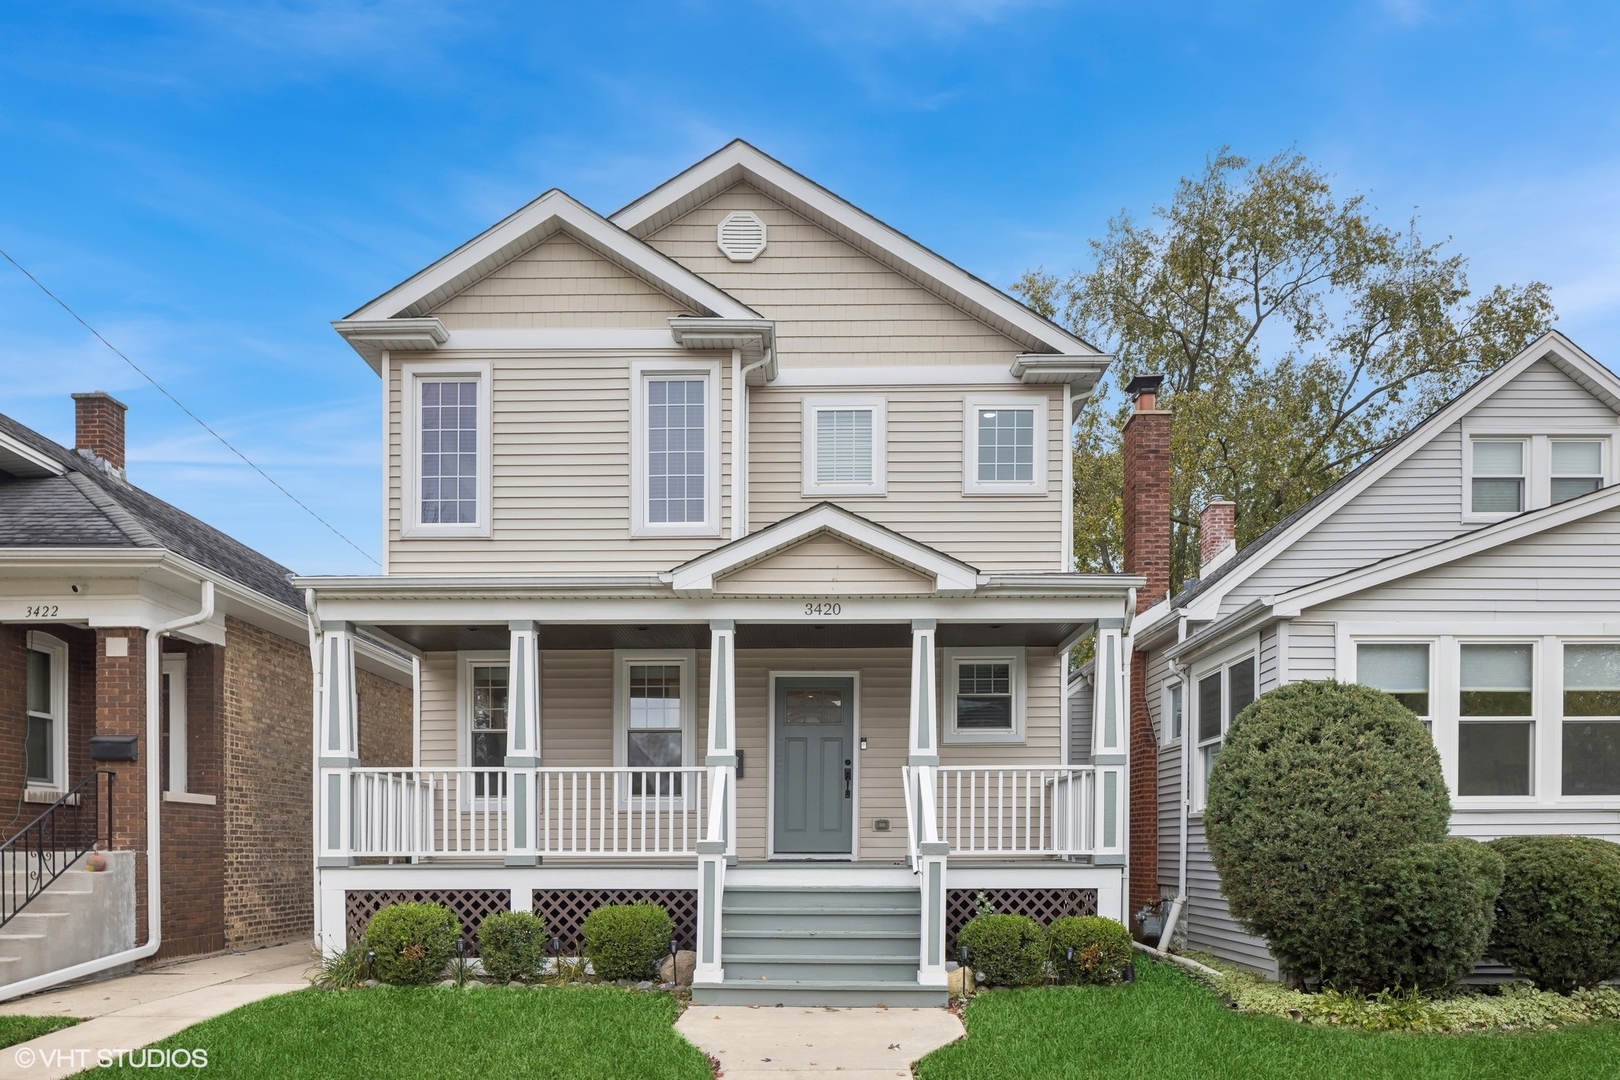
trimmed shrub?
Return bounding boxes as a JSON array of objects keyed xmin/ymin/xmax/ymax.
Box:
[
  {"xmin": 582, "ymin": 904, "xmax": 673, "ymax": 981},
  {"xmin": 1488, "ymin": 834, "xmax": 1620, "ymax": 992},
  {"xmin": 1329, "ymin": 838, "xmax": 1504, "ymax": 991},
  {"xmin": 1204, "ymin": 680, "xmax": 1455, "ymax": 985},
  {"xmin": 477, "ymin": 910, "xmax": 548, "ymax": 983},
  {"xmin": 1047, "ymin": 916, "xmax": 1133, "ymax": 985},
  {"xmin": 364, "ymin": 902, "xmax": 460, "ymax": 986},
  {"xmin": 958, "ymin": 914, "xmax": 1047, "ymax": 987}
]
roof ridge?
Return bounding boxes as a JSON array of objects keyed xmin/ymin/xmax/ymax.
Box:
[{"xmin": 64, "ymin": 472, "xmax": 160, "ymax": 547}]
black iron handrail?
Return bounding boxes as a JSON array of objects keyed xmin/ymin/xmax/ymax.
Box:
[{"xmin": 0, "ymin": 771, "xmax": 114, "ymax": 929}]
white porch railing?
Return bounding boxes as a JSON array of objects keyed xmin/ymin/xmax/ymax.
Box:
[
  {"xmin": 345, "ymin": 767, "xmax": 708, "ymax": 858},
  {"xmin": 929, "ymin": 766, "xmax": 1096, "ymax": 857}
]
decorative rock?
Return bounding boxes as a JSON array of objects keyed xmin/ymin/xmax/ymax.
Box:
[
  {"xmin": 659, "ymin": 949, "xmax": 698, "ymax": 986},
  {"xmin": 637, "ymin": 981, "xmax": 653, "ymax": 991},
  {"xmin": 947, "ymin": 966, "xmax": 975, "ymax": 998}
]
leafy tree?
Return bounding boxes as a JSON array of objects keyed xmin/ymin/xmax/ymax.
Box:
[{"xmin": 1019, "ymin": 149, "xmax": 1555, "ymax": 585}]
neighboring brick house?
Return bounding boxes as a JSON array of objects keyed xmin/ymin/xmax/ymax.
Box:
[{"xmin": 0, "ymin": 392, "xmax": 410, "ymax": 991}]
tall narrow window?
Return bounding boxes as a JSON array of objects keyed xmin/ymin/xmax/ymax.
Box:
[
  {"xmin": 647, "ymin": 377, "xmax": 706, "ymax": 525},
  {"xmin": 470, "ymin": 664, "xmax": 508, "ymax": 797},
  {"xmin": 1551, "ymin": 440, "xmax": 1605, "ymax": 504},
  {"xmin": 1471, "ymin": 440, "xmax": 1525, "ymax": 514},
  {"xmin": 1196, "ymin": 671, "xmax": 1223, "ymax": 808},
  {"xmin": 160, "ymin": 655, "xmax": 188, "ymax": 794},
  {"xmin": 1357, "ymin": 643, "xmax": 1431, "ymax": 729},
  {"xmin": 628, "ymin": 665, "xmax": 683, "ymax": 795},
  {"xmin": 1562, "ymin": 643, "xmax": 1620, "ymax": 796},
  {"xmin": 1167, "ymin": 683, "xmax": 1184, "ymax": 742},
  {"xmin": 25, "ymin": 648, "xmax": 55, "ymax": 787},
  {"xmin": 1458, "ymin": 643, "xmax": 1534, "ymax": 796},
  {"xmin": 420, "ymin": 380, "xmax": 479, "ymax": 525}
]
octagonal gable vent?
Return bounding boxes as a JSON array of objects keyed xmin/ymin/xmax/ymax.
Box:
[{"xmin": 717, "ymin": 211, "xmax": 767, "ymax": 262}]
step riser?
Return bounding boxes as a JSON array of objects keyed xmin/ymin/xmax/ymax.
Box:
[
  {"xmin": 722, "ymin": 888, "xmax": 919, "ymax": 912},
  {"xmin": 694, "ymin": 986, "xmax": 947, "ymax": 1007},
  {"xmin": 725, "ymin": 960, "xmax": 918, "ymax": 981},
  {"xmin": 723, "ymin": 936, "xmax": 916, "ymax": 960},
  {"xmin": 724, "ymin": 912, "xmax": 919, "ymax": 934}
]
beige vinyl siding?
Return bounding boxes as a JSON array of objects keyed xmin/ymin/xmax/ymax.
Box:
[
  {"xmin": 747, "ymin": 384, "xmax": 1066, "ymax": 571},
  {"xmin": 714, "ymin": 533, "xmax": 934, "ymax": 595},
  {"xmin": 646, "ymin": 183, "xmax": 1029, "ymax": 367},
  {"xmin": 418, "ymin": 652, "xmax": 458, "ymax": 766},
  {"xmin": 431, "ymin": 233, "xmax": 694, "ymax": 329},
  {"xmin": 388, "ymin": 352, "xmax": 732, "ymax": 573}
]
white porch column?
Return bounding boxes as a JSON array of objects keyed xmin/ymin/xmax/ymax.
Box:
[
  {"xmin": 705, "ymin": 619, "xmax": 738, "ymax": 858},
  {"xmin": 908, "ymin": 619, "xmax": 938, "ymax": 764},
  {"xmin": 1091, "ymin": 623, "xmax": 1128, "ymax": 864},
  {"xmin": 317, "ymin": 621, "xmax": 360, "ymax": 868},
  {"xmin": 909, "ymin": 619, "xmax": 948, "ymax": 986},
  {"xmin": 505, "ymin": 620, "xmax": 541, "ymax": 866}
]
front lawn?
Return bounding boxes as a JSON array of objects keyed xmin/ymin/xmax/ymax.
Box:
[
  {"xmin": 93, "ymin": 986, "xmax": 710, "ymax": 1079},
  {"xmin": 917, "ymin": 959, "xmax": 1620, "ymax": 1080},
  {"xmin": 0, "ymin": 1015, "xmax": 78, "ymax": 1049}
]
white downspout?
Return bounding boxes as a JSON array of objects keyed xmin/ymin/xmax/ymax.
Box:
[
  {"xmin": 1158, "ymin": 653, "xmax": 1192, "ymax": 952},
  {"xmin": 732, "ymin": 347, "xmax": 771, "ymax": 541},
  {"xmin": 0, "ymin": 581, "xmax": 216, "ymax": 1002}
]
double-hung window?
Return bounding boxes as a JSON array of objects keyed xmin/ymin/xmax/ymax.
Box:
[
  {"xmin": 943, "ymin": 649, "xmax": 1026, "ymax": 743},
  {"xmin": 1193, "ymin": 654, "xmax": 1255, "ymax": 811},
  {"xmin": 802, "ymin": 397, "xmax": 886, "ymax": 496},
  {"xmin": 1551, "ymin": 440, "xmax": 1605, "ymax": 504},
  {"xmin": 631, "ymin": 362, "xmax": 720, "ymax": 536},
  {"xmin": 403, "ymin": 362, "xmax": 492, "ymax": 537},
  {"xmin": 1457, "ymin": 642, "xmax": 1535, "ymax": 797},
  {"xmin": 25, "ymin": 633, "xmax": 67, "ymax": 792},
  {"xmin": 1470, "ymin": 440, "xmax": 1526, "ymax": 515},
  {"xmin": 1467, "ymin": 434, "xmax": 1611, "ymax": 517},
  {"xmin": 1561, "ymin": 643, "xmax": 1620, "ymax": 796},
  {"xmin": 963, "ymin": 396, "xmax": 1047, "ymax": 494},
  {"xmin": 613, "ymin": 651, "xmax": 695, "ymax": 801},
  {"xmin": 1164, "ymin": 682, "xmax": 1184, "ymax": 746},
  {"xmin": 1356, "ymin": 642, "xmax": 1431, "ymax": 731}
]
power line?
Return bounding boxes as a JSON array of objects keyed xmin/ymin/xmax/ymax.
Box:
[{"xmin": 1, "ymin": 247, "xmax": 382, "ymax": 569}]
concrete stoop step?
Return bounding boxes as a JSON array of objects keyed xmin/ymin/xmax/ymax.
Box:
[
  {"xmin": 693, "ymin": 884, "xmax": 948, "ymax": 1007},
  {"xmin": 0, "ymin": 855, "xmax": 136, "ymax": 986}
]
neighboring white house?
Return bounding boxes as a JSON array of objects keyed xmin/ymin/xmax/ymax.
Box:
[
  {"xmin": 297, "ymin": 141, "xmax": 1137, "ymax": 1005},
  {"xmin": 1130, "ymin": 330, "xmax": 1620, "ymax": 976}
]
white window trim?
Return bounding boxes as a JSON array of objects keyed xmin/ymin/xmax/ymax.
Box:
[
  {"xmin": 1347, "ymin": 638, "xmax": 1433, "ymax": 728},
  {"xmin": 456, "ymin": 651, "xmax": 510, "ymax": 807},
  {"xmin": 1557, "ymin": 637, "xmax": 1620, "ymax": 804},
  {"xmin": 1190, "ymin": 638, "xmax": 1259, "ymax": 814},
  {"xmin": 941, "ymin": 647, "xmax": 1026, "ymax": 745},
  {"xmin": 630, "ymin": 359, "xmax": 722, "ymax": 538},
  {"xmin": 25, "ymin": 631, "xmax": 68, "ymax": 794},
  {"xmin": 1453, "ymin": 637, "xmax": 1541, "ymax": 804},
  {"xmin": 801, "ymin": 395, "xmax": 887, "ymax": 497},
  {"xmin": 399, "ymin": 360, "xmax": 493, "ymax": 539},
  {"xmin": 1161, "ymin": 681, "xmax": 1184, "ymax": 749},
  {"xmin": 1461, "ymin": 426, "xmax": 1616, "ymax": 522},
  {"xmin": 612, "ymin": 649, "xmax": 698, "ymax": 809},
  {"xmin": 963, "ymin": 395, "xmax": 1049, "ymax": 495},
  {"xmin": 161, "ymin": 654, "xmax": 188, "ymax": 795}
]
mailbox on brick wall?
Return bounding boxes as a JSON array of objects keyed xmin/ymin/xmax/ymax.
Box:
[{"xmin": 89, "ymin": 735, "xmax": 138, "ymax": 762}]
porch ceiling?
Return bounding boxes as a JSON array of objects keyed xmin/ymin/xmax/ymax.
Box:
[{"xmin": 371, "ymin": 620, "xmax": 1090, "ymax": 653}]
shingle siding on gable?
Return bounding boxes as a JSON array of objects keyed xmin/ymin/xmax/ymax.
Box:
[{"xmin": 431, "ymin": 233, "xmax": 694, "ymax": 329}]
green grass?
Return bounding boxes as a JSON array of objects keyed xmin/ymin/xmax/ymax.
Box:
[
  {"xmin": 92, "ymin": 986, "xmax": 710, "ymax": 1079},
  {"xmin": 0, "ymin": 1015, "xmax": 78, "ymax": 1049},
  {"xmin": 917, "ymin": 959, "xmax": 1620, "ymax": 1080}
]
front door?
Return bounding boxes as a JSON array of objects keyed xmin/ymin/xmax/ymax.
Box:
[{"xmin": 772, "ymin": 677, "xmax": 854, "ymax": 856}]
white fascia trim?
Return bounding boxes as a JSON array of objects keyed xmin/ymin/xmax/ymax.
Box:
[
  {"xmin": 1179, "ymin": 330, "xmax": 1620, "ymax": 620},
  {"xmin": 609, "ymin": 141, "xmax": 1099, "ymax": 358},
  {"xmin": 398, "ymin": 360, "xmax": 494, "ymax": 539},
  {"xmin": 1164, "ymin": 599, "xmax": 1276, "ymax": 664},
  {"xmin": 1010, "ymin": 354, "xmax": 1112, "ymax": 389},
  {"xmin": 771, "ymin": 365, "xmax": 1020, "ymax": 388},
  {"xmin": 440, "ymin": 327, "xmax": 681, "ymax": 352},
  {"xmin": 669, "ymin": 504, "xmax": 978, "ymax": 594},
  {"xmin": 0, "ymin": 432, "xmax": 67, "ymax": 478},
  {"xmin": 668, "ymin": 318, "xmax": 775, "ymax": 371},
  {"xmin": 1274, "ymin": 483, "xmax": 1620, "ymax": 618}
]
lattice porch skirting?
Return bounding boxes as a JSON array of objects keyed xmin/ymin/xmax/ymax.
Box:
[
  {"xmin": 946, "ymin": 888, "xmax": 1099, "ymax": 952},
  {"xmin": 533, "ymin": 889, "xmax": 697, "ymax": 955},
  {"xmin": 345, "ymin": 890, "xmax": 510, "ymax": 954}
]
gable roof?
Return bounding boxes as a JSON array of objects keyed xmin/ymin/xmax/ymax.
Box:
[
  {"xmin": 1156, "ymin": 330, "xmax": 1620, "ymax": 626},
  {"xmin": 668, "ymin": 502, "xmax": 979, "ymax": 595},
  {"xmin": 336, "ymin": 188, "xmax": 761, "ymax": 370},
  {"xmin": 0, "ymin": 412, "xmax": 303, "ymax": 611},
  {"xmin": 610, "ymin": 140, "xmax": 1105, "ymax": 361}
]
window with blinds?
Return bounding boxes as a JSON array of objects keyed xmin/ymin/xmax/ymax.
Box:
[{"xmin": 802, "ymin": 398, "xmax": 886, "ymax": 495}]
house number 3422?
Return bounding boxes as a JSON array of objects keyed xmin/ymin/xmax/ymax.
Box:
[
  {"xmin": 804, "ymin": 602, "xmax": 842, "ymax": 616},
  {"xmin": 24, "ymin": 605, "xmax": 59, "ymax": 618}
]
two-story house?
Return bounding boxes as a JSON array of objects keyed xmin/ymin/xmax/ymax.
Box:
[
  {"xmin": 1128, "ymin": 330, "xmax": 1620, "ymax": 977},
  {"xmin": 299, "ymin": 142, "xmax": 1139, "ymax": 1005}
]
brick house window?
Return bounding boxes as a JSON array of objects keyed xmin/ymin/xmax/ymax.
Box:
[
  {"xmin": 25, "ymin": 632, "xmax": 68, "ymax": 792},
  {"xmin": 160, "ymin": 655, "xmax": 188, "ymax": 794}
]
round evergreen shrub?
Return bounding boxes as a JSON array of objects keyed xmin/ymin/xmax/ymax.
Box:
[
  {"xmin": 364, "ymin": 901, "xmax": 460, "ymax": 986},
  {"xmin": 1204, "ymin": 680, "xmax": 1455, "ymax": 984},
  {"xmin": 1329, "ymin": 838, "xmax": 1504, "ymax": 991},
  {"xmin": 582, "ymin": 903, "xmax": 673, "ymax": 981},
  {"xmin": 1488, "ymin": 835, "xmax": 1620, "ymax": 992},
  {"xmin": 1047, "ymin": 916, "xmax": 1133, "ymax": 985},
  {"xmin": 477, "ymin": 910, "xmax": 548, "ymax": 982},
  {"xmin": 958, "ymin": 914, "xmax": 1047, "ymax": 986}
]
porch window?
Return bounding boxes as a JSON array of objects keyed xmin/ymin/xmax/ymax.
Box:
[
  {"xmin": 1192, "ymin": 654, "xmax": 1256, "ymax": 812},
  {"xmin": 1551, "ymin": 440, "xmax": 1605, "ymax": 504},
  {"xmin": 631, "ymin": 363, "xmax": 719, "ymax": 536},
  {"xmin": 1356, "ymin": 642, "xmax": 1431, "ymax": 730},
  {"xmin": 1562, "ymin": 643, "xmax": 1620, "ymax": 796},
  {"xmin": 1469, "ymin": 439, "xmax": 1525, "ymax": 515},
  {"xmin": 963, "ymin": 396, "xmax": 1047, "ymax": 494},
  {"xmin": 402, "ymin": 362, "xmax": 491, "ymax": 537},
  {"xmin": 628, "ymin": 665, "xmax": 683, "ymax": 795},
  {"xmin": 943, "ymin": 649, "xmax": 1026, "ymax": 743},
  {"xmin": 802, "ymin": 397, "xmax": 886, "ymax": 496},
  {"xmin": 25, "ymin": 634, "xmax": 66, "ymax": 790},
  {"xmin": 470, "ymin": 663, "xmax": 508, "ymax": 798},
  {"xmin": 1458, "ymin": 643, "xmax": 1534, "ymax": 797}
]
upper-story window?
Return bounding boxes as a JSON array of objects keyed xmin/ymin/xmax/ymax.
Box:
[
  {"xmin": 803, "ymin": 397, "xmax": 887, "ymax": 496},
  {"xmin": 402, "ymin": 362, "xmax": 492, "ymax": 538},
  {"xmin": 1551, "ymin": 440, "xmax": 1605, "ymax": 503},
  {"xmin": 1465, "ymin": 433, "xmax": 1610, "ymax": 519},
  {"xmin": 1470, "ymin": 439, "xmax": 1525, "ymax": 514},
  {"xmin": 631, "ymin": 361, "xmax": 720, "ymax": 537},
  {"xmin": 963, "ymin": 396, "xmax": 1047, "ymax": 495}
]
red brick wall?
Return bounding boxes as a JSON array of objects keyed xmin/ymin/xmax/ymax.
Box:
[
  {"xmin": 358, "ymin": 670, "xmax": 413, "ymax": 768},
  {"xmin": 1128, "ymin": 648, "xmax": 1159, "ymax": 928},
  {"xmin": 72, "ymin": 391, "xmax": 127, "ymax": 471},
  {"xmin": 94, "ymin": 629, "xmax": 148, "ymax": 943},
  {"xmin": 0, "ymin": 624, "xmax": 96, "ymax": 839},
  {"xmin": 222, "ymin": 617, "xmax": 313, "ymax": 947},
  {"xmin": 157, "ymin": 641, "xmax": 225, "ymax": 959}
]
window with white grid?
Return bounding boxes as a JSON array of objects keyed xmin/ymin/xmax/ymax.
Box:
[
  {"xmin": 647, "ymin": 377, "xmax": 706, "ymax": 525},
  {"xmin": 963, "ymin": 396, "xmax": 1047, "ymax": 494},
  {"xmin": 802, "ymin": 397, "xmax": 886, "ymax": 495},
  {"xmin": 420, "ymin": 380, "xmax": 479, "ymax": 525}
]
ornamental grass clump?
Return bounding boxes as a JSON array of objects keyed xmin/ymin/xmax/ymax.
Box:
[
  {"xmin": 958, "ymin": 914, "xmax": 1047, "ymax": 987},
  {"xmin": 477, "ymin": 910, "xmax": 549, "ymax": 983},
  {"xmin": 1048, "ymin": 916, "xmax": 1133, "ymax": 985},
  {"xmin": 364, "ymin": 902, "xmax": 461, "ymax": 986},
  {"xmin": 1488, "ymin": 834, "xmax": 1620, "ymax": 992},
  {"xmin": 582, "ymin": 904, "xmax": 672, "ymax": 981}
]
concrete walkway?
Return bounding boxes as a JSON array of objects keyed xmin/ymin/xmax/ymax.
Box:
[
  {"xmin": 677, "ymin": 1005, "xmax": 964, "ymax": 1080},
  {"xmin": 0, "ymin": 942, "xmax": 308, "ymax": 1079}
]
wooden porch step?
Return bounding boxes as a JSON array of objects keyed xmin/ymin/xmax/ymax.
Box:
[{"xmin": 693, "ymin": 979, "xmax": 947, "ymax": 1008}]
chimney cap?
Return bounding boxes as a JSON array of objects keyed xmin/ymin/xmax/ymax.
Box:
[
  {"xmin": 71, "ymin": 390, "xmax": 128, "ymax": 411},
  {"xmin": 1125, "ymin": 374, "xmax": 1165, "ymax": 399}
]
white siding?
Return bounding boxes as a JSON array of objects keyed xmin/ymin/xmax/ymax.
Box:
[
  {"xmin": 1184, "ymin": 818, "xmax": 1279, "ymax": 976},
  {"xmin": 1257, "ymin": 627, "xmax": 1278, "ymax": 693},
  {"xmin": 1286, "ymin": 622, "xmax": 1337, "ymax": 682}
]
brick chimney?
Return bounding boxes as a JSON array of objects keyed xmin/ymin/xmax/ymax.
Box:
[
  {"xmin": 1199, "ymin": 498, "xmax": 1237, "ymax": 572},
  {"xmin": 1121, "ymin": 375, "xmax": 1170, "ymax": 613},
  {"xmin": 72, "ymin": 392, "xmax": 128, "ymax": 476}
]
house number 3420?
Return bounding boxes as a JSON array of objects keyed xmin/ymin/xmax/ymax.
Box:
[
  {"xmin": 24, "ymin": 605, "xmax": 59, "ymax": 618},
  {"xmin": 804, "ymin": 602, "xmax": 842, "ymax": 616}
]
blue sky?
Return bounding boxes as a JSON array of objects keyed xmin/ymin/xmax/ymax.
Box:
[{"xmin": 2, "ymin": 1, "xmax": 1617, "ymax": 574}]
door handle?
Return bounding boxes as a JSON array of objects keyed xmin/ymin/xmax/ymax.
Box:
[{"xmin": 845, "ymin": 759, "xmax": 852, "ymax": 799}]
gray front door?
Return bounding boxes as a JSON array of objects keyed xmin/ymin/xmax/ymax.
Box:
[{"xmin": 773, "ymin": 677, "xmax": 854, "ymax": 855}]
